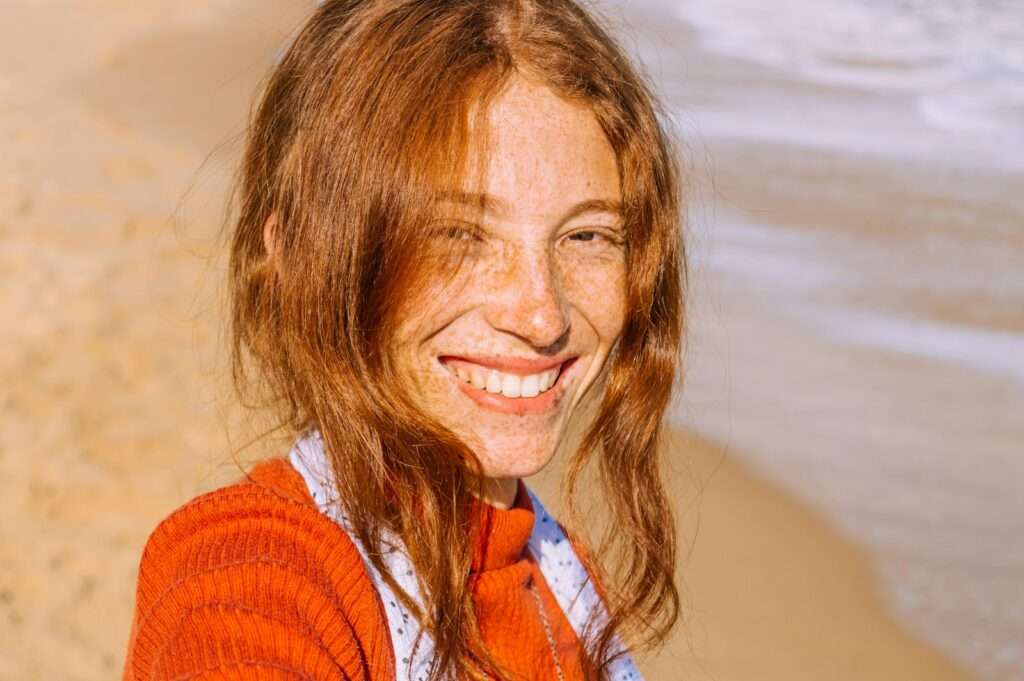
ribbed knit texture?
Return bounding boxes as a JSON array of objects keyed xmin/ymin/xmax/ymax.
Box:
[{"xmin": 121, "ymin": 457, "xmax": 585, "ymax": 681}]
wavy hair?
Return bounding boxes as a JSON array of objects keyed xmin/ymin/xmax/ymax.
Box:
[{"xmin": 229, "ymin": 1, "xmax": 685, "ymax": 678}]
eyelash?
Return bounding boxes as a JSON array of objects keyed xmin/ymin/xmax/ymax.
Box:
[
  {"xmin": 433, "ymin": 224, "xmax": 482, "ymax": 242},
  {"xmin": 567, "ymin": 228, "xmax": 625, "ymax": 248}
]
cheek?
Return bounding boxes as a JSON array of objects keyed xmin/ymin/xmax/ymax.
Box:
[
  {"xmin": 388, "ymin": 271, "xmax": 474, "ymax": 383},
  {"xmin": 561, "ymin": 254, "xmax": 627, "ymax": 340}
]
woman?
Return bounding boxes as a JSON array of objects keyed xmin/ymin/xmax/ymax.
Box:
[{"xmin": 121, "ymin": 1, "xmax": 684, "ymax": 679}]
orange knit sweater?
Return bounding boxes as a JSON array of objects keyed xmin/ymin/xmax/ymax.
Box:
[{"xmin": 121, "ymin": 457, "xmax": 586, "ymax": 681}]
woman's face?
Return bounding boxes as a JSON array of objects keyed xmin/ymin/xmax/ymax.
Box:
[{"xmin": 392, "ymin": 75, "xmax": 626, "ymax": 505}]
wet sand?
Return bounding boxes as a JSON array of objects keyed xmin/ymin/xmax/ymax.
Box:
[{"xmin": 0, "ymin": 1, "xmax": 1010, "ymax": 679}]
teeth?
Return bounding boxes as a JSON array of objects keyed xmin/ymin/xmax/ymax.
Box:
[
  {"xmin": 539, "ymin": 369, "xmax": 555, "ymax": 392},
  {"xmin": 501, "ymin": 372, "xmax": 522, "ymax": 398},
  {"xmin": 448, "ymin": 362, "xmax": 563, "ymax": 398},
  {"xmin": 521, "ymin": 374, "xmax": 540, "ymax": 398},
  {"xmin": 486, "ymin": 370, "xmax": 502, "ymax": 394}
]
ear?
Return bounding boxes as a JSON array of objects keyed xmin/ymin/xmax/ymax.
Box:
[{"xmin": 263, "ymin": 212, "xmax": 279, "ymax": 265}]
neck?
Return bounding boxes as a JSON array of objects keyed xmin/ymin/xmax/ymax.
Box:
[{"xmin": 474, "ymin": 476, "xmax": 519, "ymax": 510}]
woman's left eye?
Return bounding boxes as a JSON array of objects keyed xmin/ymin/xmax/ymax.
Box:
[{"xmin": 565, "ymin": 229, "xmax": 623, "ymax": 246}]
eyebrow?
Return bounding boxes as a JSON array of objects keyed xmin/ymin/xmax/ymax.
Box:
[{"xmin": 436, "ymin": 190, "xmax": 622, "ymax": 225}]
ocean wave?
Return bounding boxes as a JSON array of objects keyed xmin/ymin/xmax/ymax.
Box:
[{"xmin": 673, "ymin": 0, "xmax": 1024, "ymax": 144}]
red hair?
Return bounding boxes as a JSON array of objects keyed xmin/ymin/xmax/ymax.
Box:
[{"xmin": 229, "ymin": 1, "xmax": 686, "ymax": 678}]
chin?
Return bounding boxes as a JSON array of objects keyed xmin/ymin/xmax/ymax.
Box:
[{"xmin": 471, "ymin": 437, "xmax": 560, "ymax": 480}]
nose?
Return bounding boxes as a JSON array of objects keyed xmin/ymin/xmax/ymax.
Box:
[{"xmin": 483, "ymin": 245, "xmax": 570, "ymax": 350}]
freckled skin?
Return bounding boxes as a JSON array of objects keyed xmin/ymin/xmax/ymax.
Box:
[{"xmin": 392, "ymin": 75, "xmax": 626, "ymax": 508}]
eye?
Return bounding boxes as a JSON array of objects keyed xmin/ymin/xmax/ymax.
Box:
[
  {"xmin": 449, "ymin": 227, "xmax": 480, "ymax": 241},
  {"xmin": 431, "ymin": 223, "xmax": 482, "ymax": 242},
  {"xmin": 425, "ymin": 223, "xmax": 487, "ymax": 265},
  {"xmin": 564, "ymin": 228, "xmax": 625, "ymax": 247}
]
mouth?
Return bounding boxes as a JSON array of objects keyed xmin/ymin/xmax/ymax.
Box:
[{"xmin": 437, "ymin": 355, "xmax": 579, "ymax": 416}]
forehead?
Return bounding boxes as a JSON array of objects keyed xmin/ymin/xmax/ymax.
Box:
[{"xmin": 444, "ymin": 75, "xmax": 621, "ymax": 223}]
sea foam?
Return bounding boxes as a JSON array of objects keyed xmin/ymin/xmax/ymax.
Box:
[{"xmin": 672, "ymin": 0, "xmax": 1024, "ymax": 163}]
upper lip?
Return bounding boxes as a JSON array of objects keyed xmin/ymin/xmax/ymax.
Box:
[{"xmin": 438, "ymin": 354, "xmax": 576, "ymax": 375}]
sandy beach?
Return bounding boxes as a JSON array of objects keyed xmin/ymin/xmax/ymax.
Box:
[{"xmin": 1, "ymin": 1, "xmax": 1018, "ymax": 680}]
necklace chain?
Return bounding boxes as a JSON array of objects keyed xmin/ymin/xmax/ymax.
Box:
[{"xmin": 527, "ymin": 575, "xmax": 567, "ymax": 681}]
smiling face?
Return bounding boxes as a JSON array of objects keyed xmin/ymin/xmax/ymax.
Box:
[{"xmin": 390, "ymin": 75, "xmax": 627, "ymax": 507}]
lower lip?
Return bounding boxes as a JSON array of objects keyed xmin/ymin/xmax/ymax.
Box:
[{"xmin": 439, "ymin": 358, "xmax": 579, "ymax": 416}]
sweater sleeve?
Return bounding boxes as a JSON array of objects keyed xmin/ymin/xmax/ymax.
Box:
[{"xmin": 121, "ymin": 466, "xmax": 394, "ymax": 681}]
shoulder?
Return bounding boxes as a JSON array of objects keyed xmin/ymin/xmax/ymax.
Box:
[
  {"xmin": 133, "ymin": 457, "xmax": 359, "ymax": 598},
  {"xmin": 123, "ymin": 457, "xmax": 393, "ymax": 681}
]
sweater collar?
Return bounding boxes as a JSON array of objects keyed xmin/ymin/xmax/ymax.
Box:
[
  {"xmin": 266, "ymin": 454, "xmax": 536, "ymax": 574},
  {"xmin": 471, "ymin": 480, "xmax": 535, "ymax": 573}
]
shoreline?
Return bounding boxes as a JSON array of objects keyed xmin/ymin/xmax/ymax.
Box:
[{"xmin": 622, "ymin": 5, "xmax": 1024, "ymax": 677}]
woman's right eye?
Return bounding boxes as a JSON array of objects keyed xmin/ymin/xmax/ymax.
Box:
[
  {"xmin": 432, "ymin": 224, "xmax": 480, "ymax": 242},
  {"xmin": 424, "ymin": 224, "xmax": 487, "ymax": 265},
  {"xmin": 446, "ymin": 227, "xmax": 476, "ymax": 241}
]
